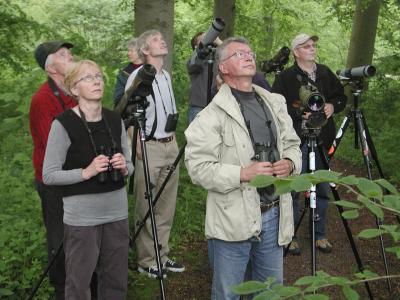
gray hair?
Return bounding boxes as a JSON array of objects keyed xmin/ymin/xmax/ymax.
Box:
[
  {"xmin": 137, "ymin": 30, "xmax": 163, "ymax": 61},
  {"xmin": 44, "ymin": 53, "xmax": 55, "ymax": 70},
  {"xmin": 215, "ymin": 36, "xmax": 250, "ymax": 66},
  {"xmin": 127, "ymin": 37, "xmax": 139, "ymax": 50}
]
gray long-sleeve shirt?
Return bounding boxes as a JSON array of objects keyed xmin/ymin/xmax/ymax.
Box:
[{"xmin": 43, "ymin": 118, "xmax": 134, "ymax": 226}]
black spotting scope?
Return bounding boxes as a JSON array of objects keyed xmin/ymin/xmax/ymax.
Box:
[
  {"xmin": 114, "ymin": 64, "xmax": 157, "ymax": 117},
  {"xmin": 336, "ymin": 65, "xmax": 376, "ymax": 80},
  {"xmin": 200, "ymin": 18, "xmax": 225, "ymax": 47},
  {"xmin": 260, "ymin": 46, "xmax": 290, "ymax": 74}
]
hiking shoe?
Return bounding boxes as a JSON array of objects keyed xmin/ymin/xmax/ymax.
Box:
[
  {"xmin": 138, "ymin": 265, "xmax": 167, "ymax": 279},
  {"xmin": 288, "ymin": 240, "xmax": 301, "ymax": 255},
  {"xmin": 163, "ymin": 259, "xmax": 185, "ymax": 272},
  {"xmin": 316, "ymin": 238, "xmax": 332, "ymax": 253}
]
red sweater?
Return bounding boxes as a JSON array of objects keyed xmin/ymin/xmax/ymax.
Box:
[{"xmin": 29, "ymin": 80, "xmax": 77, "ymax": 182}]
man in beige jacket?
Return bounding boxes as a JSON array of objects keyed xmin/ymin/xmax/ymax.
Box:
[{"xmin": 185, "ymin": 37, "xmax": 301, "ymax": 300}]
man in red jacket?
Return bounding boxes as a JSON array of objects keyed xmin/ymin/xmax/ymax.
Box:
[{"xmin": 29, "ymin": 40, "xmax": 76, "ymax": 299}]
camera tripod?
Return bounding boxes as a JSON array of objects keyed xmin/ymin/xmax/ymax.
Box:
[
  {"xmin": 127, "ymin": 100, "xmax": 169, "ymax": 299},
  {"xmin": 326, "ymin": 80, "xmax": 392, "ymax": 292},
  {"xmin": 284, "ymin": 127, "xmax": 374, "ymax": 299}
]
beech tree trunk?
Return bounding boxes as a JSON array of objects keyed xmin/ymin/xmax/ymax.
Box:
[
  {"xmin": 213, "ymin": 0, "xmax": 235, "ymax": 39},
  {"xmin": 346, "ymin": 0, "xmax": 381, "ymax": 68},
  {"xmin": 134, "ymin": 0, "xmax": 174, "ymax": 73}
]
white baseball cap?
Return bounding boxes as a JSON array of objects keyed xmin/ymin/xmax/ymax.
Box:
[{"xmin": 291, "ymin": 33, "xmax": 319, "ymax": 50}]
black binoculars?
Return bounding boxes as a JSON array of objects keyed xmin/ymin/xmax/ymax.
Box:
[{"xmin": 97, "ymin": 145, "xmax": 122, "ymax": 183}]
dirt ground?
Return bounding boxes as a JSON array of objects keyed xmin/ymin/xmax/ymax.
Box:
[{"xmin": 157, "ymin": 160, "xmax": 400, "ymax": 299}]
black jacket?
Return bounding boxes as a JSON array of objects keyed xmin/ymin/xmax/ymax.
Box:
[{"xmin": 272, "ymin": 62, "xmax": 347, "ymax": 149}]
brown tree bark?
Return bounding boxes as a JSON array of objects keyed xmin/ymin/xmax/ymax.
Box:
[
  {"xmin": 346, "ymin": 0, "xmax": 381, "ymax": 68},
  {"xmin": 134, "ymin": 0, "xmax": 174, "ymax": 73},
  {"xmin": 213, "ymin": 0, "xmax": 235, "ymax": 39},
  {"xmin": 345, "ymin": 0, "xmax": 381, "ymax": 101}
]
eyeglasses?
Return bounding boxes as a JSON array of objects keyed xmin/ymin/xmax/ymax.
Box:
[
  {"xmin": 74, "ymin": 74, "xmax": 104, "ymax": 85},
  {"xmin": 222, "ymin": 50, "xmax": 256, "ymax": 62}
]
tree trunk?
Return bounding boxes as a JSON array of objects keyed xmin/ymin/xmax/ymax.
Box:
[
  {"xmin": 134, "ymin": 0, "xmax": 174, "ymax": 73},
  {"xmin": 346, "ymin": 0, "xmax": 381, "ymax": 68},
  {"xmin": 213, "ymin": 0, "xmax": 235, "ymax": 39}
]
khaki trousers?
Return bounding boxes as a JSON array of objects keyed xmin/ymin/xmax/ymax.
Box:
[{"xmin": 134, "ymin": 139, "xmax": 180, "ymax": 268}]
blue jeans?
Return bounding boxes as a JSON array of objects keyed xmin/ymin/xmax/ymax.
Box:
[
  {"xmin": 187, "ymin": 105, "xmax": 203, "ymax": 124},
  {"xmin": 207, "ymin": 206, "xmax": 282, "ymax": 300},
  {"xmin": 292, "ymin": 143, "xmax": 331, "ymax": 240}
]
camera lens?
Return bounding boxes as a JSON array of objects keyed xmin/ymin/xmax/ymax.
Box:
[{"xmin": 307, "ymin": 94, "xmax": 324, "ymax": 112}]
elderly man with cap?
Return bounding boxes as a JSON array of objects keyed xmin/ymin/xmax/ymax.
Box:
[
  {"xmin": 29, "ymin": 40, "xmax": 76, "ymax": 299},
  {"xmin": 272, "ymin": 33, "xmax": 347, "ymax": 255}
]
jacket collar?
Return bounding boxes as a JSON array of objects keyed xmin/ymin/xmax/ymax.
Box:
[{"xmin": 212, "ymin": 84, "xmax": 248, "ymax": 132}]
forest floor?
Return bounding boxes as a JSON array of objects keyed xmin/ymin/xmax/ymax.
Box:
[{"xmin": 128, "ymin": 159, "xmax": 400, "ymax": 300}]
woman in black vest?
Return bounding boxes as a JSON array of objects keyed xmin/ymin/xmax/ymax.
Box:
[{"xmin": 43, "ymin": 60, "xmax": 133, "ymax": 300}]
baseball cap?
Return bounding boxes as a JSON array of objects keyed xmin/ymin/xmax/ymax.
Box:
[
  {"xmin": 34, "ymin": 40, "xmax": 74, "ymax": 70},
  {"xmin": 291, "ymin": 33, "xmax": 319, "ymax": 50}
]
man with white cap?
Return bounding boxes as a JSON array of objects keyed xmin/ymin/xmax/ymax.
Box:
[
  {"xmin": 272, "ymin": 33, "xmax": 347, "ymax": 255},
  {"xmin": 30, "ymin": 40, "xmax": 76, "ymax": 299}
]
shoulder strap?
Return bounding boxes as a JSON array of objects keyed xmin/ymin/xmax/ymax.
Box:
[{"xmin": 48, "ymin": 77, "xmax": 66, "ymax": 111}]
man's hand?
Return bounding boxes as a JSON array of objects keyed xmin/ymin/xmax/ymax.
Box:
[
  {"xmin": 324, "ymin": 103, "xmax": 334, "ymax": 119},
  {"xmin": 272, "ymin": 159, "xmax": 293, "ymax": 178},
  {"xmin": 240, "ymin": 161, "xmax": 274, "ymax": 182}
]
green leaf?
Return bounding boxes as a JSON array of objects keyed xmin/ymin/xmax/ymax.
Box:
[
  {"xmin": 231, "ymin": 281, "xmax": 267, "ymax": 295},
  {"xmin": 291, "ymin": 176, "xmax": 312, "ymax": 192},
  {"xmin": 385, "ymin": 246, "xmax": 400, "ymax": 259},
  {"xmin": 0, "ymin": 288, "xmax": 14, "ymax": 296},
  {"xmin": 363, "ymin": 199, "xmax": 384, "ymax": 219},
  {"xmin": 383, "ymin": 195, "xmax": 400, "ymax": 211},
  {"xmin": 342, "ymin": 285, "xmax": 359, "ymax": 300},
  {"xmin": 313, "ymin": 170, "xmax": 341, "ymax": 182},
  {"xmin": 340, "ymin": 175, "xmax": 359, "ymax": 185},
  {"xmin": 374, "ymin": 178, "xmax": 399, "ymax": 195},
  {"xmin": 304, "ymin": 294, "xmax": 329, "ymax": 300},
  {"xmin": 272, "ymin": 285, "xmax": 301, "ymax": 297},
  {"xmin": 358, "ymin": 229, "xmax": 385, "ymax": 239},
  {"xmin": 253, "ymin": 290, "xmax": 279, "ymax": 300},
  {"xmin": 275, "ymin": 179, "xmax": 293, "ymax": 195},
  {"xmin": 333, "ymin": 200, "xmax": 361, "ymax": 209},
  {"xmin": 295, "ymin": 276, "xmax": 317, "ymax": 285},
  {"xmin": 329, "ymin": 276, "xmax": 349, "ymax": 285},
  {"xmin": 356, "ymin": 178, "xmax": 383, "ymax": 200},
  {"xmin": 354, "ymin": 270, "xmax": 378, "ymax": 279},
  {"xmin": 342, "ymin": 209, "xmax": 359, "ymax": 219},
  {"xmin": 250, "ymin": 175, "xmax": 277, "ymax": 188}
]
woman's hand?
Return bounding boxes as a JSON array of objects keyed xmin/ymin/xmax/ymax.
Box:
[
  {"xmin": 82, "ymin": 154, "xmax": 109, "ymax": 180},
  {"xmin": 110, "ymin": 153, "xmax": 128, "ymax": 176}
]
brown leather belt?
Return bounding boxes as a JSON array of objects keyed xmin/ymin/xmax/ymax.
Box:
[
  {"xmin": 151, "ymin": 136, "xmax": 174, "ymax": 143},
  {"xmin": 260, "ymin": 199, "xmax": 280, "ymax": 213}
]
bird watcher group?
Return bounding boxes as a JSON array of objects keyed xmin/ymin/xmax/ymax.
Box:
[{"xmin": 30, "ymin": 25, "xmax": 346, "ymax": 300}]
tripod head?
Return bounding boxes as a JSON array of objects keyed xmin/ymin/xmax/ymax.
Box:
[
  {"xmin": 115, "ymin": 64, "xmax": 156, "ymax": 121},
  {"xmin": 301, "ymin": 120, "xmax": 322, "ymax": 139}
]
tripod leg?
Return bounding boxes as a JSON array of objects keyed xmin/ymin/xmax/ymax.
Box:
[
  {"xmin": 327, "ymin": 112, "xmax": 352, "ymax": 161},
  {"xmin": 284, "ymin": 193, "xmax": 307, "ymax": 257},
  {"xmin": 355, "ymin": 112, "xmax": 392, "ymax": 292},
  {"xmin": 319, "ymin": 145, "xmax": 374, "ymax": 300},
  {"xmin": 128, "ymin": 126, "xmax": 138, "ymax": 194},
  {"xmin": 27, "ymin": 241, "xmax": 63, "ymax": 300},
  {"xmin": 361, "ymin": 113, "xmax": 385, "ymax": 178},
  {"xmin": 136, "ymin": 119, "xmax": 166, "ymax": 299},
  {"xmin": 130, "ymin": 143, "xmax": 185, "ymax": 246}
]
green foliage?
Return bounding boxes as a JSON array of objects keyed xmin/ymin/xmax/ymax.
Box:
[
  {"xmin": 0, "ymin": 0, "xmax": 400, "ymax": 298},
  {"xmin": 0, "ymin": 2, "xmax": 44, "ymax": 70},
  {"xmin": 242, "ymin": 171, "xmax": 400, "ymax": 299}
]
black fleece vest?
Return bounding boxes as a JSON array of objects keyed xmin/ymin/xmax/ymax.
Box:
[{"xmin": 56, "ymin": 108, "xmax": 125, "ymax": 197}]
